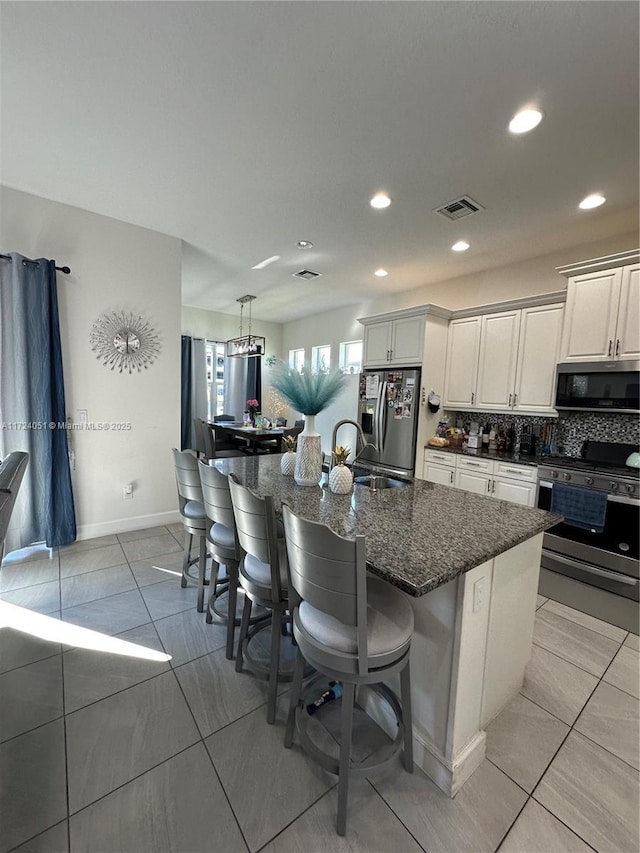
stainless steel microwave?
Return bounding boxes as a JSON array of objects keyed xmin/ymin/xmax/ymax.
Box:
[{"xmin": 555, "ymin": 360, "xmax": 640, "ymax": 414}]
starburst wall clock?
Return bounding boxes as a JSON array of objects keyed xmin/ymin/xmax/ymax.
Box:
[{"xmin": 89, "ymin": 310, "xmax": 161, "ymax": 374}]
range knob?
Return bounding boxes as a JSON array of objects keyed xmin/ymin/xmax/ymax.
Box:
[
  {"xmin": 562, "ymin": 472, "xmax": 571, "ymax": 482},
  {"xmin": 551, "ymin": 471, "xmax": 558, "ymax": 479},
  {"xmin": 625, "ymin": 484, "xmax": 636, "ymax": 495},
  {"xmin": 585, "ymin": 476, "xmax": 594, "ymax": 485},
  {"xmin": 610, "ymin": 482, "xmax": 619, "ymax": 491}
]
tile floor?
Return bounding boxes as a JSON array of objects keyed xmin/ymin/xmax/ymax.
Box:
[{"xmin": 0, "ymin": 529, "xmax": 638, "ymax": 852}]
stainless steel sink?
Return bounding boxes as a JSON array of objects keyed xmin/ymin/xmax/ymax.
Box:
[{"xmin": 354, "ymin": 475, "xmax": 410, "ymax": 490}]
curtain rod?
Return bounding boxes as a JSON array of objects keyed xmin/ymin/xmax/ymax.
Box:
[{"xmin": 0, "ymin": 253, "xmax": 71, "ymax": 274}]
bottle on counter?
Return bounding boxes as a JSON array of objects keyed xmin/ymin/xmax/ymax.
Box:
[
  {"xmin": 482, "ymin": 423, "xmax": 490, "ymax": 449},
  {"xmin": 489, "ymin": 425, "xmax": 497, "ymax": 451},
  {"xmin": 506, "ymin": 425, "xmax": 515, "ymax": 454},
  {"xmin": 496, "ymin": 426, "xmax": 507, "ymax": 453}
]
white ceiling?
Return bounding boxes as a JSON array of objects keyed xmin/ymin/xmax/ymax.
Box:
[{"xmin": 1, "ymin": 2, "xmax": 638, "ymax": 323}]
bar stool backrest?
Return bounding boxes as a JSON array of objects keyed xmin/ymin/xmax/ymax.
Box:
[
  {"xmin": 192, "ymin": 418, "xmax": 207, "ymax": 456},
  {"xmin": 171, "ymin": 449, "xmax": 204, "ymax": 510},
  {"xmin": 198, "ymin": 461, "xmax": 235, "ymax": 532},
  {"xmin": 202, "ymin": 422, "xmax": 216, "ymax": 459},
  {"xmin": 282, "ymin": 504, "xmax": 368, "ymax": 675},
  {"xmin": 228, "ymin": 473, "xmax": 284, "ymax": 601}
]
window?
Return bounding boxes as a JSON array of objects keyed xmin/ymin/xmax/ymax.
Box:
[
  {"xmin": 206, "ymin": 341, "xmax": 226, "ymax": 419},
  {"xmin": 339, "ymin": 340, "xmax": 363, "ymax": 374},
  {"xmin": 311, "ymin": 344, "xmax": 331, "ymax": 374},
  {"xmin": 289, "ymin": 348, "xmax": 305, "ymax": 373}
]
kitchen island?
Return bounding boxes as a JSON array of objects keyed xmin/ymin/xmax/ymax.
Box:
[{"xmin": 213, "ymin": 454, "xmax": 560, "ymax": 795}]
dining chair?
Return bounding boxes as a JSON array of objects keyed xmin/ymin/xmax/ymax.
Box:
[
  {"xmin": 281, "ymin": 503, "xmax": 414, "ymax": 836},
  {"xmin": 171, "ymin": 448, "xmax": 210, "ymax": 610},
  {"xmin": 228, "ymin": 473, "xmax": 290, "ymax": 724},
  {"xmin": 192, "ymin": 418, "xmax": 207, "ymax": 458}
]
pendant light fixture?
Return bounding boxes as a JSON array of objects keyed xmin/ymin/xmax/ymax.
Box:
[{"xmin": 226, "ymin": 294, "xmax": 265, "ymax": 358}]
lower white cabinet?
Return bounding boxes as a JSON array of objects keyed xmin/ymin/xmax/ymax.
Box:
[{"xmin": 423, "ymin": 450, "xmax": 537, "ymax": 507}]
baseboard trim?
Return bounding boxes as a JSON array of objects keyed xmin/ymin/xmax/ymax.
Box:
[{"xmin": 76, "ymin": 510, "xmax": 182, "ymax": 541}]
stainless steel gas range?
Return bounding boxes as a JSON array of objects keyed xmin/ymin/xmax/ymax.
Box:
[{"xmin": 536, "ymin": 441, "xmax": 639, "ymax": 632}]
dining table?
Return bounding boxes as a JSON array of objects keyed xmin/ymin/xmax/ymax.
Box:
[{"xmin": 209, "ymin": 421, "xmax": 284, "ymax": 454}]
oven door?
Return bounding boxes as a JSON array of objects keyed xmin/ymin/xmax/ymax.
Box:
[{"xmin": 537, "ymin": 480, "xmax": 639, "ymax": 601}]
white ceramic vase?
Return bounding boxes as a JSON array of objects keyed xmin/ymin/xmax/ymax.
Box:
[
  {"xmin": 329, "ymin": 463, "xmax": 353, "ymax": 494},
  {"xmin": 294, "ymin": 415, "xmax": 323, "ymax": 487},
  {"xmin": 280, "ymin": 451, "xmax": 296, "ymax": 476}
]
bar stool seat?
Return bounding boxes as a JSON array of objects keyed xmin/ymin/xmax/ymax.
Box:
[
  {"xmin": 241, "ymin": 543, "xmax": 288, "ymax": 591},
  {"xmin": 209, "ymin": 522, "xmax": 235, "ymax": 550},
  {"xmin": 183, "ymin": 500, "xmax": 206, "ymax": 520}
]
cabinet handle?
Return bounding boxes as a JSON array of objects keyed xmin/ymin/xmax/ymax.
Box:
[
  {"xmin": 471, "ymin": 392, "xmax": 475, "ymax": 405},
  {"xmin": 513, "ymin": 393, "xmax": 518, "ymax": 407},
  {"xmin": 389, "ymin": 349, "xmax": 393, "ymax": 361},
  {"xmin": 508, "ymin": 393, "xmax": 512, "ymax": 407},
  {"xmin": 466, "ymin": 461, "xmax": 481, "ymax": 467},
  {"xmin": 450, "ymin": 471, "xmax": 454, "ymax": 484},
  {"xmin": 491, "ymin": 480, "xmax": 496, "ymax": 493},
  {"xmin": 487, "ymin": 480, "xmax": 492, "ymax": 494},
  {"xmin": 615, "ymin": 339, "xmax": 620, "ymax": 357},
  {"xmin": 608, "ymin": 339, "xmax": 613, "ymax": 357}
]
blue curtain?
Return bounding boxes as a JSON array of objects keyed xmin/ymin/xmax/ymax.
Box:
[
  {"xmin": 0, "ymin": 253, "xmax": 76, "ymax": 548},
  {"xmin": 180, "ymin": 335, "xmax": 192, "ymax": 450}
]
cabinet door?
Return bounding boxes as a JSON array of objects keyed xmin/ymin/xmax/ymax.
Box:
[
  {"xmin": 363, "ymin": 322, "xmax": 392, "ymax": 367},
  {"xmin": 560, "ymin": 269, "xmax": 622, "ymax": 361},
  {"xmin": 513, "ymin": 304, "xmax": 564, "ymax": 413},
  {"xmin": 443, "ymin": 317, "xmax": 482, "ymax": 408},
  {"xmin": 615, "ymin": 264, "xmax": 640, "ymax": 360},
  {"xmin": 475, "ymin": 311, "xmax": 520, "ymax": 411},
  {"xmin": 423, "ymin": 463, "xmax": 455, "ymax": 487},
  {"xmin": 454, "ymin": 468, "xmax": 492, "ymax": 496},
  {"xmin": 492, "ymin": 477, "xmax": 536, "ymax": 507},
  {"xmin": 390, "ymin": 316, "xmax": 424, "ymax": 365}
]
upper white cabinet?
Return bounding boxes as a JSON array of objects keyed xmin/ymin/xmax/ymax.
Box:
[
  {"xmin": 361, "ymin": 312, "xmax": 425, "ymax": 367},
  {"xmin": 559, "ymin": 262, "xmax": 640, "ymax": 362},
  {"xmin": 444, "ymin": 301, "xmax": 564, "ymax": 415}
]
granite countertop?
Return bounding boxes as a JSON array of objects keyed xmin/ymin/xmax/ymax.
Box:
[
  {"xmin": 424, "ymin": 445, "xmax": 541, "ymax": 467},
  {"xmin": 213, "ymin": 455, "xmax": 561, "ymax": 598}
]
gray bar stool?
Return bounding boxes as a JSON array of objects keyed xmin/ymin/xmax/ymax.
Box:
[
  {"xmin": 228, "ymin": 473, "xmax": 290, "ymax": 725},
  {"xmin": 281, "ymin": 503, "xmax": 414, "ymax": 836},
  {"xmin": 171, "ymin": 448, "xmax": 210, "ymax": 611}
]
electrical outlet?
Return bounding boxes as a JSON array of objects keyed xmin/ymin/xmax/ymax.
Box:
[
  {"xmin": 473, "ymin": 577, "xmax": 485, "ymax": 612},
  {"xmin": 77, "ymin": 409, "xmax": 88, "ymax": 423},
  {"xmin": 123, "ymin": 483, "xmax": 133, "ymax": 500}
]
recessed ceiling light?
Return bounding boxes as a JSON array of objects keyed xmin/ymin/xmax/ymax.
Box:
[
  {"xmin": 508, "ymin": 108, "xmax": 543, "ymax": 134},
  {"xmin": 451, "ymin": 241, "xmax": 470, "ymax": 252},
  {"xmin": 296, "ymin": 240, "xmax": 313, "ymax": 249},
  {"xmin": 579, "ymin": 193, "xmax": 606, "ymax": 210},
  {"xmin": 374, "ymin": 268, "xmax": 388, "ymax": 277},
  {"xmin": 370, "ymin": 193, "xmax": 391, "ymax": 209},
  {"xmin": 251, "ymin": 255, "xmax": 280, "ymax": 270}
]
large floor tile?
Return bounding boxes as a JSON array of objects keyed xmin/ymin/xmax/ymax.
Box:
[
  {"xmin": 70, "ymin": 744, "xmax": 246, "ymax": 852},
  {"xmin": 60, "ymin": 588, "xmax": 151, "ymax": 636},
  {"xmin": 116, "ymin": 525, "xmax": 171, "ymax": 543},
  {"xmin": 521, "ymin": 644, "xmax": 598, "ymax": 725},
  {"xmin": 0, "ymin": 580, "xmax": 60, "ymax": 615},
  {"xmin": 66, "ymin": 671, "xmax": 200, "ymax": 813},
  {"xmin": 604, "ymin": 644, "xmax": 640, "ymax": 699},
  {"xmin": 59, "ymin": 543, "xmax": 126, "ymax": 578},
  {"xmin": 175, "ymin": 647, "xmax": 269, "ymax": 737},
  {"xmin": 574, "ymin": 681, "xmax": 639, "ymax": 770},
  {"xmin": 371, "ymin": 759, "xmax": 527, "ymax": 853},
  {"xmin": 536, "ymin": 594, "xmax": 547, "ymax": 609},
  {"xmin": 0, "ymin": 654, "xmax": 63, "ymax": 743},
  {"xmin": 0, "ymin": 719, "xmax": 67, "ymax": 853},
  {"xmin": 128, "ymin": 551, "xmax": 184, "ymax": 588},
  {"xmin": 624, "ymin": 631, "xmax": 639, "ymax": 650},
  {"xmin": 63, "ymin": 622, "xmax": 170, "ymax": 713},
  {"xmin": 58, "ymin": 534, "xmax": 119, "ymax": 554},
  {"xmin": 533, "ymin": 608, "xmax": 620, "ymax": 677},
  {"xmin": 121, "ymin": 534, "xmax": 181, "ymax": 563},
  {"xmin": 310, "ymin": 696, "xmax": 392, "ymax": 765},
  {"xmin": 534, "ymin": 731, "xmax": 640, "ymax": 853},
  {"xmin": 485, "ymin": 694, "xmax": 569, "ymax": 793},
  {"xmin": 206, "ymin": 701, "xmax": 333, "ymax": 852},
  {"xmin": 0, "ymin": 558, "xmax": 59, "ymax": 593},
  {"xmin": 60, "ymin": 563, "xmax": 136, "ymax": 609},
  {"xmin": 0, "ymin": 627, "xmax": 61, "ymax": 675},
  {"xmin": 262, "ymin": 779, "xmax": 423, "ymax": 852},
  {"xmin": 500, "ymin": 798, "xmax": 592, "ymax": 853},
  {"xmin": 541, "ymin": 599, "xmax": 628, "ymax": 642},
  {"xmin": 153, "ymin": 607, "xmax": 226, "ymax": 666},
  {"xmin": 139, "ymin": 577, "xmax": 199, "ymax": 620},
  {"xmin": 11, "ymin": 821, "xmax": 68, "ymax": 853}
]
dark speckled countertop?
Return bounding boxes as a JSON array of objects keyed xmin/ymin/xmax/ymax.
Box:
[{"xmin": 213, "ymin": 455, "xmax": 561, "ymax": 598}]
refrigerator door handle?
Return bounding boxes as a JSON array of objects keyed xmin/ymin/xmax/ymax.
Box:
[
  {"xmin": 377, "ymin": 381, "xmax": 387, "ymax": 454},
  {"xmin": 380, "ymin": 381, "xmax": 389, "ymax": 454}
]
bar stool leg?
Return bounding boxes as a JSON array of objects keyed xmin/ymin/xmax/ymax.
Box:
[
  {"xmin": 266, "ymin": 606, "xmax": 282, "ymax": 725},
  {"xmin": 235, "ymin": 595, "xmax": 253, "ymax": 673},
  {"xmin": 285, "ymin": 648, "xmax": 305, "ymax": 748},
  {"xmin": 196, "ymin": 538, "xmax": 207, "ymax": 612},
  {"xmin": 400, "ymin": 660, "xmax": 414, "ymax": 772},
  {"xmin": 181, "ymin": 532, "xmax": 192, "ymax": 588},
  {"xmin": 337, "ymin": 681, "xmax": 355, "ymax": 836},
  {"xmin": 224, "ymin": 564, "xmax": 239, "ymax": 659}
]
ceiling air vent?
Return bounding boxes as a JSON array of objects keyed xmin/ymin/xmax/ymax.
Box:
[
  {"xmin": 434, "ymin": 196, "xmax": 484, "ymax": 221},
  {"xmin": 293, "ymin": 269, "xmax": 322, "ymax": 281}
]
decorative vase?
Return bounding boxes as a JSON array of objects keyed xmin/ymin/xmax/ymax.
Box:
[
  {"xmin": 281, "ymin": 451, "xmax": 296, "ymax": 476},
  {"xmin": 329, "ymin": 462, "xmax": 353, "ymax": 494},
  {"xmin": 294, "ymin": 415, "xmax": 323, "ymax": 487}
]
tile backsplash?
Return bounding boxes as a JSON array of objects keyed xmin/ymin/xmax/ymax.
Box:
[{"xmin": 445, "ymin": 410, "xmax": 639, "ymax": 457}]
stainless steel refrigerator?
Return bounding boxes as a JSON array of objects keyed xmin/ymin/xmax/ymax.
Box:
[{"xmin": 357, "ymin": 368, "xmax": 421, "ymax": 476}]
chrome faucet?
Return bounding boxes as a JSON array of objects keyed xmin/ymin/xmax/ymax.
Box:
[{"xmin": 330, "ymin": 419, "xmax": 379, "ymax": 472}]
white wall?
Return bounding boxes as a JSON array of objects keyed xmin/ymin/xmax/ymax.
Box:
[{"xmin": 1, "ymin": 186, "xmax": 182, "ymax": 539}]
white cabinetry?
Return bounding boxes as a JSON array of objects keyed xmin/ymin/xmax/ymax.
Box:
[
  {"xmin": 455, "ymin": 456, "xmax": 493, "ymax": 496},
  {"xmin": 492, "ymin": 462, "xmax": 537, "ymax": 507},
  {"xmin": 422, "ymin": 450, "xmax": 537, "ymax": 507},
  {"xmin": 423, "ymin": 449, "xmax": 456, "ymax": 486},
  {"xmin": 362, "ymin": 314, "xmax": 425, "ymax": 367},
  {"xmin": 444, "ymin": 301, "xmax": 564, "ymax": 415},
  {"xmin": 560, "ymin": 263, "xmax": 640, "ymax": 362}
]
